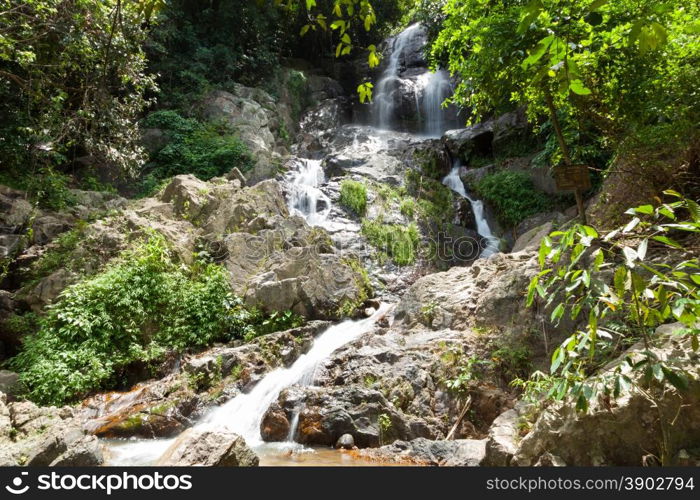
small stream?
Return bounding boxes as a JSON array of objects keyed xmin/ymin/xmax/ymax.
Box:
[
  {"xmin": 442, "ymin": 164, "xmax": 500, "ymax": 258},
  {"xmin": 105, "ymin": 306, "xmax": 393, "ymax": 466}
]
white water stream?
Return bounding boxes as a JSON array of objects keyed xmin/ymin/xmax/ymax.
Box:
[
  {"xmin": 442, "ymin": 165, "xmax": 500, "ymax": 258},
  {"xmin": 107, "ymin": 305, "xmax": 391, "ymax": 465},
  {"xmin": 372, "ymin": 23, "xmax": 455, "ymax": 137},
  {"xmin": 286, "ymin": 158, "xmax": 331, "ymax": 226},
  {"xmin": 373, "ymin": 23, "xmax": 422, "ymax": 130}
]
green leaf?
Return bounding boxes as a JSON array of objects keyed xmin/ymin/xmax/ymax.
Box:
[
  {"xmin": 551, "ymin": 303, "xmax": 565, "ymax": 324},
  {"xmin": 633, "ymin": 204, "xmax": 654, "ymax": 215},
  {"xmin": 614, "ymin": 266, "xmax": 628, "ymax": 297},
  {"xmin": 526, "ymin": 276, "xmax": 538, "ymax": 306},
  {"xmin": 652, "ymin": 235, "xmax": 682, "ymax": 249},
  {"xmin": 589, "ymin": 0, "xmax": 608, "ymax": 10},
  {"xmin": 569, "ymin": 79, "xmax": 591, "ymax": 95},
  {"xmin": 661, "ymin": 366, "xmax": 689, "ymax": 391},
  {"xmin": 305, "ymin": 0, "xmax": 316, "ymax": 10},
  {"xmin": 522, "ymin": 36, "xmax": 553, "ymax": 69}
]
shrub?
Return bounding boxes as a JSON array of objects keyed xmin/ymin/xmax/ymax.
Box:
[
  {"xmin": 137, "ymin": 111, "xmax": 253, "ymax": 196},
  {"xmin": 339, "ymin": 179, "xmax": 368, "ymax": 216},
  {"xmin": 10, "ymin": 234, "xmax": 299, "ymax": 405},
  {"xmin": 474, "ymin": 170, "xmax": 553, "ymax": 227},
  {"xmin": 361, "ymin": 220, "xmax": 420, "ymax": 266}
]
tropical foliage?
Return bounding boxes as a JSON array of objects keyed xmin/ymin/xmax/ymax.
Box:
[{"xmin": 520, "ymin": 192, "xmax": 699, "ymax": 463}]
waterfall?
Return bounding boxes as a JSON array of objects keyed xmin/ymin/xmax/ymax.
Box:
[
  {"xmin": 421, "ymin": 70, "xmax": 453, "ymax": 138},
  {"xmin": 286, "ymin": 158, "xmax": 331, "ymax": 226},
  {"xmin": 372, "ymin": 23, "xmax": 456, "ymax": 137},
  {"xmin": 199, "ymin": 304, "xmax": 390, "ymax": 445},
  {"xmin": 106, "ymin": 305, "xmax": 391, "ymax": 465},
  {"xmin": 442, "ymin": 165, "xmax": 500, "ymax": 258},
  {"xmin": 373, "ymin": 23, "xmax": 422, "ymax": 130}
]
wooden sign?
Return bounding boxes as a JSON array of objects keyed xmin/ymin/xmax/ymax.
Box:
[{"xmin": 554, "ymin": 164, "xmax": 591, "ymax": 192}]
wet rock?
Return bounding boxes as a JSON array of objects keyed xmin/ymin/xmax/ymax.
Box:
[
  {"xmin": 81, "ymin": 323, "xmax": 326, "ymax": 439},
  {"xmin": 260, "ymin": 404, "xmax": 290, "ymax": 442},
  {"xmin": 157, "ymin": 429, "xmax": 259, "ymax": 466},
  {"xmin": 335, "ymin": 433, "xmax": 355, "ymax": 450},
  {"xmin": 266, "ymin": 385, "xmax": 413, "ymax": 448}
]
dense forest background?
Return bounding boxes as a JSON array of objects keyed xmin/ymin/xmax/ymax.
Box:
[{"xmin": 1, "ymin": 0, "xmax": 698, "ymax": 210}]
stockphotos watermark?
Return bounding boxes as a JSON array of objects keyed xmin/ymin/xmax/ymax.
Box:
[{"xmin": 4, "ymin": 470, "xmax": 192, "ymax": 495}]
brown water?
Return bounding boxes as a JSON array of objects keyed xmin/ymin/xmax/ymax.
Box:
[{"xmin": 257, "ymin": 444, "xmax": 410, "ymax": 467}]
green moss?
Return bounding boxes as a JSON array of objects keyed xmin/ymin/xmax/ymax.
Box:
[
  {"xmin": 335, "ymin": 257, "xmax": 374, "ymax": 318},
  {"xmin": 361, "ymin": 220, "xmax": 420, "ymax": 266},
  {"xmin": 399, "ymin": 198, "xmax": 417, "ymax": 218},
  {"xmin": 339, "ymin": 179, "xmax": 368, "ymax": 216}
]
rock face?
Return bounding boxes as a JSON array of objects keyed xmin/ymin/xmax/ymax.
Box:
[
  {"xmin": 157, "ymin": 429, "xmax": 259, "ymax": 466},
  {"xmin": 394, "ymin": 252, "xmax": 541, "ymax": 331},
  {"xmin": 0, "ymin": 393, "xmax": 103, "ymax": 466},
  {"xmin": 512, "ymin": 324, "xmax": 700, "ymax": 466},
  {"xmin": 197, "ymin": 84, "xmax": 293, "ymax": 184}
]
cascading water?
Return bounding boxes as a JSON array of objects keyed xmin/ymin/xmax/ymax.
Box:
[
  {"xmin": 421, "ymin": 69, "xmax": 453, "ymax": 138},
  {"xmin": 373, "ymin": 23, "xmax": 422, "ymax": 130},
  {"xmin": 286, "ymin": 158, "xmax": 331, "ymax": 226},
  {"xmin": 442, "ymin": 165, "xmax": 500, "ymax": 258},
  {"xmin": 372, "ymin": 23, "xmax": 457, "ymax": 136},
  {"xmin": 106, "ymin": 305, "xmax": 392, "ymax": 465}
]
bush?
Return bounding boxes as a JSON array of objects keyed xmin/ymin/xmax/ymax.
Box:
[
  {"xmin": 339, "ymin": 179, "xmax": 368, "ymax": 216},
  {"xmin": 474, "ymin": 170, "xmax": 553, "ymax": 227},
  {"xmin": 361, "ymin": 220, "xmax": 420, "ymax": 266},
  {"xmin": 137, "ymin": 111, "xmax": 253, "ymax": 196},
  {"xmin": 10, "ymin": 234, "xmax": 298, "ymax": 405}
]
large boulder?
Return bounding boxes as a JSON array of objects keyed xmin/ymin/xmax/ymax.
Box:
[
  {"xmin": 197, "ymin": 86, "xmax": 287, "ymax": 184},
  {"xmin": 483, "ymin": 407, "xmax": 521, "ymax": 466},
  {"xmin": 262, "ymin": 385, "xmax": 412, "ymax": 448},
  {"xmin": 513, "ymin": 324, "xmax": 700, "ymax": 466},
  {"xmin": 156, "ymin": 429, "xmax": 259, "ymax": 466},
  {"xmin": 203, "ymin": 179, "xmax": 289, "ymax": 235},
  {"xmin": 394, "ymin": 252, "xmax": 541, "ymax": 331}
]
